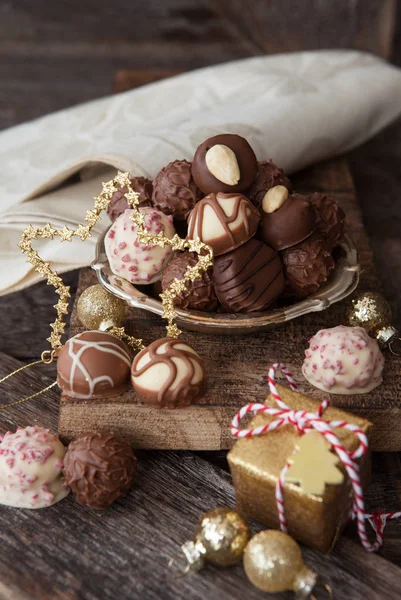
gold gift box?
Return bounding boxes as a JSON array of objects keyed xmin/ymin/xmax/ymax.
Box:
[{"xmin": 228, "ymin": 384, "xmax": 372, "ymax": 553}]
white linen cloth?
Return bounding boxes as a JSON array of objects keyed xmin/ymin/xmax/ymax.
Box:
[{"xmin": 1, "ymin": 50, "xmax": 401, "ymax": 296}]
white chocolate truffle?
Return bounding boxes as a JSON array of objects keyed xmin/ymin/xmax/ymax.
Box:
[
  {"xmin": 0, "ymin": 426, "xmax": 69, "ymax": 509},
  {"xmin": 131, "ymin": 338, "xmax": 206, "ymax": 408},
  {"xmin": 302, "ymin": 325, "xmax": 384, "ymax": 394},
  {"xmin": 105, "ymin": 208, "xmax": 175, "ymax": 285}
]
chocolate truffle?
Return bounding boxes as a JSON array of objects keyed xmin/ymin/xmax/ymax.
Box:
[
  {"xmin": 187, "ymin": 192, "xmax": 260, "ymax": 256},
  {"xmin": 63, "ymin": 432, "xmax": 137, "ymax": 510},
  {"xmin": 107, "ymin": 176, "xmax": 153, "ymax": 222},
  {"xmin": 57, "ymin": 331, "xmax": 131, "ymax": 399},
  {"xmin": 213, "ymin": 238, "xmax": 285, "ymax": 313},
  {"xmin": 131, "ymin": 338, "xmax": 206, "ymax": 408},
  {"xmin": 152, "ymin": 159, "xmax": 202, "ymax": 220},
  {"xmin": 105, "ymin": 207, "xmax": 176, "ymax": 285},
  {"xmin": 192, "ymin": 134, "xmax": 257, "ymax": 194},
  {"xmin": 302, "ymin": 325, "xmax": 384, "ymax": 394},
  {"xmin": 161, "ymin": 251, "xmax": 219, "ymax": 312},
  {"xmin": 0, "ymin": 426, "xmax": 69, "ymax": 509},
  {"xmin": 281, "ymin": 233, "xmax": 335, "ymax": 297},
  {"xmin": 308, "ymin": 192, "xmax": 345, "ymax": 250},
  {"xmin": 259, "ymin": 186, "xmax": 316, "ymax": 250},
  {"xmin": 248, "ymin": 160, "xmax": 293, "ymax": 210}
]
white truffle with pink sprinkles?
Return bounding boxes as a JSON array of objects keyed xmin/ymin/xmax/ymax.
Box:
[
  {"xmin": 0, "ymin": 426, "xmax": 69, "ymax": 509},
  {"xmin": 105, "ymin": 207, "xmax": 175, "ymax": 285},
  {"xmin": 302, "ymin": 325, "xmax": 384, "ymax": 395}
]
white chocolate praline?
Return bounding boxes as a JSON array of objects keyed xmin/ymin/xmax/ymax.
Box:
[
  {"xmin": 105, "ymin": 208, "xmax": 175, "ymax": 285},
  {"xmin": 0, "ymin": 426, "xmax": 69, "ymax": 509},
  {"xmin": 302, "ymin": 325, "xmax": 384, "ymax": 394}
]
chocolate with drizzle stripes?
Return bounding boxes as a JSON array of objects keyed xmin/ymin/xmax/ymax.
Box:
[
  {"xmin": 213, "ymin": 238, "xmax": 285, "ymax": 313},
  {"xmin": 187, "ymin": 192, "xmax": 260, "ymax": 256},
  {"xmin": 131, "ymin": 338, "xmax": 206, "ymax": 408}
]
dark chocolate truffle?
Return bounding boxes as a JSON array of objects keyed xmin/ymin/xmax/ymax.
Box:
[
  {"xmin": 187, "ymin": 192, "xmax": 260, "ymax": 256},
  {"xmin": 192, "ymin": 134, "xmax": 257, "ymax": 194},
  {"xmin": 63, "ymin": 432, "xmax": 137, "ymax": 510},
  {"xmin": 248, "ymin": 160, "xmax": 292, "ymax": 210},
  {"xmin": 57, "ymin": 331, "xmax": 131, "ymax": 399},
  {"xmin": 308, "ymin": 192, "xmax": 345, "ymax": 250},
  {"xmin": 281, "ymin": 233, "xmax": 335, "ymax": 297},
  {"xmin": 259, "ymin": 188, "xmax": 316, "ymax": 250},
  {"xmin": 213, "ymin": 238, "xmax": 285, "ymax": 313},
  {"xmin": 107, "ymin": 176, "xmax": 153, "ymax": 222},
  {"xmin": 131, "ymin": 338, "xmax": 206, "ymax": 409},
  {"xmin": 161, "ymin": 251, "xmax": 219, "ymax": 312},
  {"xmin": 152, "ymin": 159, "xmax": 202, "ymax": 220}
]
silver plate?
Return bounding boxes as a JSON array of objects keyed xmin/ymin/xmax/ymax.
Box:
[{"xmin": 92, "ymin": 230, "xmax": 359, "ymax": 335}]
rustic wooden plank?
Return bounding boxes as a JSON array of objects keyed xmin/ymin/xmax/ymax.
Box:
[
  {"xmin": 60, "ymin": 156, "xmax": 401, "ymax": 451},
  {"xmin": 113, "ymin": 69, "xmax": 183, "ymax": 93},
  {"xmin": 1, "ymin": 352, "xmax": 401, "ymax": 599}
]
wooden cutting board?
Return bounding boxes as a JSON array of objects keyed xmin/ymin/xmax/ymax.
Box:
[{"xmin": 58, "ymin": 156, "xmax": 401, "ymax": 452}]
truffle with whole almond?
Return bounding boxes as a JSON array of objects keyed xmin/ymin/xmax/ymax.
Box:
[
  {"xmin": 191, "ymin": 134, "xmax": 257, "ymax": 194},
  {"xmin": 248, "ymin": 159, "xmax": 293, "ymax": 210},
  {"xmin": 258, "ymin": 186, "xmax": 316, "ymax": 250}
]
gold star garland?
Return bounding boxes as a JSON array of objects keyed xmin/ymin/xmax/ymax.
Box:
[{"xmin": 18, "ymin": 171, "xmax": 214, "ymax": 360}]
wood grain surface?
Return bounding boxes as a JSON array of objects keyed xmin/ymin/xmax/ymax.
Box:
[
  {"xmin": 59, "ymin": 157, "xmax": 401, "ymax": 451},
  {"xmin": 1, "ymin": 351, "xmax": 401, "ymax": 599}
]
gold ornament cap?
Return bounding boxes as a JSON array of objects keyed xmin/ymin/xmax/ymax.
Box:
[
  {"xmin": 77, "ymin": 284, "xmax": 126, "ymax": 331},
  {"xmin": 243, "ymin": 530, "xmax": 316, "ymax": 596}
]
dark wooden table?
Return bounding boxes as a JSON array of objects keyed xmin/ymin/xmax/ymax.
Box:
[{"xmin": 1, "ymin": 2, "xmax": 401, "ymax": 598}]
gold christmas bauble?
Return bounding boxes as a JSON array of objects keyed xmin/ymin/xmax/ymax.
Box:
[
  {"xmin": 346, "ymin": 291, "xmax": 397, "ymax": 345},
  {"xmin": 243, "ymin": 530, "xmax": 316, "ymax": 594},
  {"xmin": 195, "ymin": 506, "xmax": 250, "ymax": 567},
  {"xmin": 77, "ymin": 285, "xmax": 126, "ymax": 331}
]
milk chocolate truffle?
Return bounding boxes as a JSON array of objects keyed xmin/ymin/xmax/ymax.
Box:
[
  {"xmin": 302, "ymin": 325, "xmax": 384, "ymax": 394},
  {"xmin": 161, "ymin": 251, "xmax": 219, "ymax": 312},
  {"xmin": 248, "ymin": 160, "xmax": 293, "ymax": 211},
  {"xmin": 105, "ymin": 208, "xmax": 176, "ymax": 285},
  {"xmin": 259, "ymin": 186, "xmax": 316, "ymax": 250},
  {"xmin": 187, "ymin": 192, "xmax": 260, "ymax": 256},
  {"xmin": 0, "ymin": 426, "xmax": 69, "ymax": 509},
  {"xmin": 57, "ymin": 331, "xmax": 131, "ymax": 399},
  {"xmin": 281, "ymin": 233, "xmax": 335, "ymax": 297},
  {"xmin": 107, "ymin": 176, "xmax": 153, "ymax": 222},
  {"xmin": 131, "ymin": 338, "xmax": 206, "ymax": 408},
  {"xmin": 308, "ymin": 192, "xmax": 345, "ymax": 250},
  {"xmin": 213, "ymin": 238, "xmax": 285, "ymax": 313},
  {"xmin": 152, "ymin": 159, "xmax": 203, "ymax": 220},
  {"xmin": 192, "ymin": 134, "xmax": 257, "ymax": 194},
  {"xmin": 63, "ymin": 432, "xmax": 137, "ymax": 510}
]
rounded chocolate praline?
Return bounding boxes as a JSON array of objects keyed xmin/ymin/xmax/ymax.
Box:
[
  {"xmin": 107, "ymin": 176, "xmax": 153, "ymax": 222},
  {"xmin": 308, "ymin": 192, "xmax": 345, "ymax": 250},
  {"xmin": 152, "ymin": 159, "xmax": 203, "ymax": 220},
  {"xmin": 63, "ymin": 432, "xmax": 137, "ymax": 510},
  {"xmin": 248, "ymin": 160, "xmax": 292, "ymax": 211},
  {"xmin": 131, "ymin": 338, "xmax": 206, "ymax": 409},
  {"xmin": 213, "ymin": 238, "xmax": 285, "ymax": 313},
  {"xmin": 281, "ymin": 233, "xmax": 335, "ymax": 298},
  {"xmin": 187, "ymin": 192, "xmax": 260, "ymax": 257},
  {"xmin": 161, "ymin": 251, "xmax": 219, "ymax": 312},
  {"xmin": 57, "ymin": 331, "xmax": 131, "ymax": 399},
  {"xmin": 191, "ymin": 134, "xmax": 257, "ymax": 194},
  {"xmin": 259, "ymin": 193, "xmax": 316, "ymax": 250}
]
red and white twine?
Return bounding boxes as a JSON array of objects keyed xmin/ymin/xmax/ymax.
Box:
[{"xmin": 230, "ymin": 363, "xmax": 401, "ymax": 552}]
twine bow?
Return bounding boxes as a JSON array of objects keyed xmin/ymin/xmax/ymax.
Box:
[{"xmin": 231, "ymin": 363, "xmax": 401, "ymax": 552}]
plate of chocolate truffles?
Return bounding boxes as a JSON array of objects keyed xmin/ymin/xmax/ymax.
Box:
[{"xmin": 93, "ymin": 133, "xmax": 359, "ymax": 335}]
